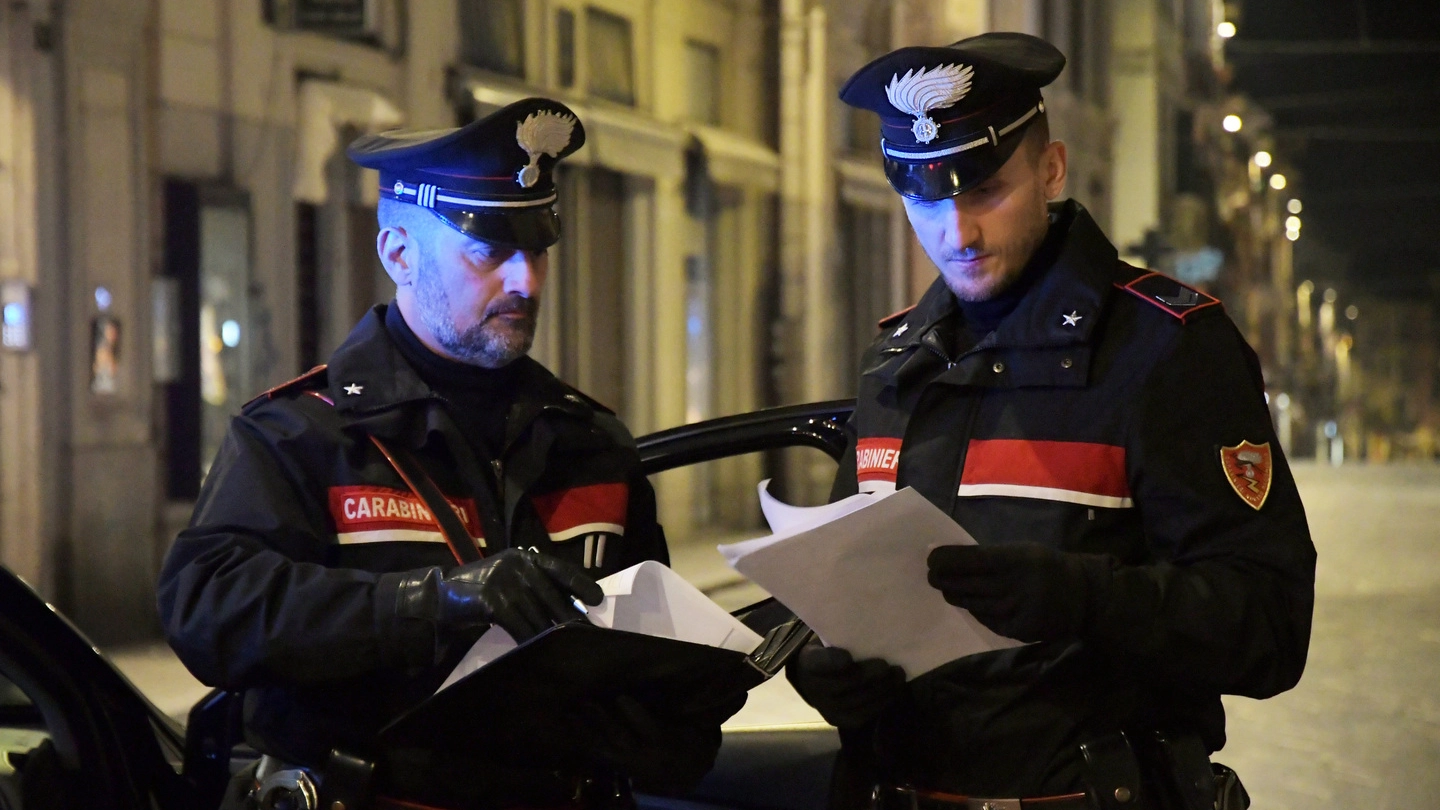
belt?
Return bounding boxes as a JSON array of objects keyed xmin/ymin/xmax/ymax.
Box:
[{"xmin": 873, "ymin": 784, "xmax": 1093, "ymax": 810}]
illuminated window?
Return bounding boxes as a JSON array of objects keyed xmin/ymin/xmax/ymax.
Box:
[
  {"xmin": 459, "ymin": 0, "xmax": 526, "ymax": 78},
  {"xmin": 587, "ymin": 8, "xmax": 635, "ymax": 105}
]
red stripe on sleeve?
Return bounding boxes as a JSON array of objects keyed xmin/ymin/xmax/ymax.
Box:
[{"xmin": 531, "ymin": 482, "xmax": 630, "ymax": 533}]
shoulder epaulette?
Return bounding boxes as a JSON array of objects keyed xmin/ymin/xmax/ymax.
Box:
[
  {"xmin": 242, "ymin": 365, "xmax": 329, "ymax": 412},
  {"xmin": 1116, "ymin": 269, "xmax": 1222, "ymax": 323},
  {"xmin": 877, "ymin": 306, "xmax": 916, "ymax": 330}
]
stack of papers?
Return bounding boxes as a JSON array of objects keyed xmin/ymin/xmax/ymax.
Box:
[
  {"xmin": 719, "ymin": 482, "xmax": 1023, "ymax": 678},
  {"xmin": 441, "ymin": 560, "xmax": 764, "ymax": 691}
]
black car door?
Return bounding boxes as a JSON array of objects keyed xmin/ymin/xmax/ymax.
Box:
[
  {"xmin": 0, "ymin": 566, "xmax": 199, "ymax": 809},
  {"xmin": 634, "ymin": 400, "xmax": 852, "ymax": 810}
]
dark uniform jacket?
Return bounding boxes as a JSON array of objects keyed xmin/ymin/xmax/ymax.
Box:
[
  {"xmin": 831, "ymin": 202, "xmax": 1316, "ymax": 796},
  {"xmin": 157, "ymin": 305, "xmax": 667, "ymax": 778}
]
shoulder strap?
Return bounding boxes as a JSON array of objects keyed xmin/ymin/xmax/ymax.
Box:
[
  {"xmin": 1115, "ymin": 269, "xmax": 1222, "ymax": 323},
  {"xmin": 368, "ymin": 435, "xmax": 485, "ymax": 565},
  {"xmin": 243, "ymin": 365, "xmax": 329, "ymax": 412}
]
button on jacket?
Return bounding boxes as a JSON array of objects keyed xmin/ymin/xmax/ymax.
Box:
[
  {"xmin": 831, "ymin": 202, "xmax": 1316, "ymax": 796},
  {"xmin": 157, "ymin": 305, "xmax": 666, "ymax": 775}
]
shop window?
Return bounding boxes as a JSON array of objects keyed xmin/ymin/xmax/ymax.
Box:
[
  {"xmin": 459, "ymin": 0, "xmax": 527, "ymax": 78},
  {"xmin": 586, "ymin": 8, "xmax": 635, "ymax": 105},
  {"xmin": 685, "ymin": 40, "xmax": 722, "ymax": 126},
  {"xmin": 162, "ymin": 182, "xmax": 254, "ymax": 497}
]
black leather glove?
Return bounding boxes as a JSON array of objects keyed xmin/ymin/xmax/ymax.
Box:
[
  {"xmin": 926, "ymin": 542, "xmax": 1114, "ymax": 643},
  {"xmin": 397, "ymin": 549, "xmax": 603, "ymax": 642},
  {"xmin": 785, "ymin": 639, "xmax": 906, "ymax": 729},
  {"xmin": 572, "ymin": 693, "xmax": 745, "ymax": 796}
]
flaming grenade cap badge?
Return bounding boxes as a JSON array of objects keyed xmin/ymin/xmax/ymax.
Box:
[
  {"xmin": 514, "ymin": 111, "xmax": 578, "ymax": 188},
  {"xmin": 884, "ymin": 64, "xmax": 975, "ymax": 145}
]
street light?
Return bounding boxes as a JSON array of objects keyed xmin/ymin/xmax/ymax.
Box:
[
  {"xmin": 1287, "ymin": 198, "xmax": 1303, "ymax": 214},
  {"xmin": 1286, "ymin": 216, "xmax": 1302, "ymax": 231},
  {"xmin": 1345, "ymin": 305, "xmax": 1359, "ymax": 320},
  {"xmin": 1253, "ymin": 151, "xmax": 1273, "ymax": 168},
  {"xmin": 1223, "ymin": 114, "xmax": 1243, "ymax": 132},
  {"xmin": 1270, "ymin": 173, "xmax": 1287, "ymax": 190},
  {"xmin": 1286, "ymin": 229, "xmax": 1301, "ymax": 242},
  {"xmin": 1217, "ymin": 21, "xmax": 1237, "ymax": 39}
]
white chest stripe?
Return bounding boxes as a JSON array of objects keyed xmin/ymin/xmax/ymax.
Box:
[
  {"xmin": 336, "ymin": 529, "xmax": 450, "ymax": 545},
  {"xmin": 956, "ymin": 483, "xmax": 1134, "ymax": 509}
]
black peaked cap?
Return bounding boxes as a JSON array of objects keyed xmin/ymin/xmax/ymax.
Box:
[
  {"xmin": 347, "ymin": 98, "xmax": 586, "ymax": 250},
  {"xmin": 840, "ymin": 32, "xmax": 1065, "ymax": 200}
]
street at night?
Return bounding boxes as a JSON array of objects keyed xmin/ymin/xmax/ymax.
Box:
[
  {"xmin": 1220, "ymin": 464, "xmax": 1440, "ymax": 809},
  {"xmin": 110, "ymin": 461, "xmax": 1440, "ymax": 808},
  {"xmin": 2, "ymin": 0, "xmax": 1438, "ymax": 806}
]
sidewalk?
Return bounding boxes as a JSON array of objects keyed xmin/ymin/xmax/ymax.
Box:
[{"xmin": 105, "ymin": 642, "xmax": 212, "ymax": 724}]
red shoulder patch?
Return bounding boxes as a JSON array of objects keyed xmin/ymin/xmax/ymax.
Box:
[
  {"xmin": 243, "ymin": 365, "xmax": 328, "ymax": 411},
  {"xmin": 877, "ymin": 306, "xmax": 915, "ymax": 330},
  {"xmin": 1220, "ymin": 441, "xmax": 1272, "ymax": 510},
  {"xmin": 1116, "ymin": 271, "xmax": 1221, "ymax": 323}
]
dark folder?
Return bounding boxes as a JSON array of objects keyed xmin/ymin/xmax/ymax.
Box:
[{"xmin": 377, "ymin": 609, "xmax": 812, "ymax": 757}]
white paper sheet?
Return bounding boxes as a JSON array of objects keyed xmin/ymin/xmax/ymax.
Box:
[
  {"xmin": 719, "ymin": 483, "xmax": 1023, "ymax": 679},
  {"xmin": 438, "ymin": 560, "xmax": 764, "ymax": 692}
]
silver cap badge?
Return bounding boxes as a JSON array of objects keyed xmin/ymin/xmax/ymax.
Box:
[
  {"xmin": 884, "ymin": 64, "xmax": 975, "ymax": 144},
  {"xmin": 515, "ymin": 111, "xmax": 578, "ymax": 188}
]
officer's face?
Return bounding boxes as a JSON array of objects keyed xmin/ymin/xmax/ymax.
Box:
[
  {"xmin": 410, "ymin": 222, "xmax": 549, "ymax": 368},
  {"xmin": 903, "ymin": 136, "xmax": 1067, "ymax": 302}
]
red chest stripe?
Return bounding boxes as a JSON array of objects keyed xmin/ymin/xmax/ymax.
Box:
[
  {"xmin": 959, "ymin": 439, "xmax": 1133, "ymax": 508},
  {"xmin": 531, "ymin": 482, "xmax": 629, "ymax": 542},
  {"xmin": 328, "ymin": 486, "xmax": 483, "ymax": 545}
]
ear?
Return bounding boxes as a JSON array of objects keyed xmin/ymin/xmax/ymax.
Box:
[
  {"xmin": 377, "ymin": 226, "xmax": 415, "ymax": 286},
  {"xmin": 1041, "ymin": 140, "xmax": 1068, "ymax": 200}
]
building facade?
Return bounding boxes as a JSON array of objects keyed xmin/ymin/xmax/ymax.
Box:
[{"xmin": 0, "ymin": 0, "xmax": 1233, "ymax": 642}]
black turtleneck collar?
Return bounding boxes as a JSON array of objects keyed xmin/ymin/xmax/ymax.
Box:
[
  {"xmin": 384, "ymin": 302, "xmax": 521, "ymax": 393},
  {"xmin": 955, "ymin": 203, "xmax": 1074, "ymax": 338}
]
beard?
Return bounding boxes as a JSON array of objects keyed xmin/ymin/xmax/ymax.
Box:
[
  {"xmin": 936, "ymin": 203, "xmax": 1052, "ymax": 302},
  {"xmin": 412, "ymin": 250, "xmax": 540, "ymax": 368}
]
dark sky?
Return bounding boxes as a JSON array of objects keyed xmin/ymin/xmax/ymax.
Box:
[{"xmin": 1232, "ymin": 0, "xmax": 1440, "ymax": 295}]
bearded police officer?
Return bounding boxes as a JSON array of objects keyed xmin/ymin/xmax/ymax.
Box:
[
  {"xmin": 158, "ymin": 98, "xmax": 741, "ymax": 809},
  {"xmin": 785, "ymin": 33, "xmax": 1315, "ymax": 810}
]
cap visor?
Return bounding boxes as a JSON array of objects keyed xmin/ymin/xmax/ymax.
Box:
[
  {"xmin": 883, "ymin": 127, "xmax": 1029, "ymax": 201},
  {"xmin": 434, "ymin": 207, "xmax": 562, "ymax": 251}
]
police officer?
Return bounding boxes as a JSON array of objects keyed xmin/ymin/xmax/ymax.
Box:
[
  {"xmin": 785, "ymin": 34, "xmax": 1315, "ymax": 810},
  {"xmin": 158, "ymin": 98, "xmax": 740, "ymax": 809}
]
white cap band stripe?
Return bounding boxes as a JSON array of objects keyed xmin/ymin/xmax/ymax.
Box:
[
  {"xmin": 882, "ymin": 105, "xmax": 1041, "ymax": 161},
  {"xmin": 388, "ymin": 181, "xmax": 557, "ymax": 209}
]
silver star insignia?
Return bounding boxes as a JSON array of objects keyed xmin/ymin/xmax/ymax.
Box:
[
  {"xmin": 1062, "ymin": 311, "xmax": 1083, "ymax": 327},
  {"xmin": 343, "ymin": 383, "xmax": 364, "ymax": 396},
  {"xmin": 893, "ymin": 323, "xmax": 909, "ymax": 337}
]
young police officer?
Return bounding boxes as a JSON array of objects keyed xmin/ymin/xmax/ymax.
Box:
[
  {"xmin": 786, "ymin": 33, "xmax": 1315, "ymax": 810},
  {"xmin": 158, "ymin": 99, "xmax": 741, "ymax": 809}
]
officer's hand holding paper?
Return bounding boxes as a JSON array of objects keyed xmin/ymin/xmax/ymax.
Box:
[
  {"xmin": 719, "ymin": 482, "xmax": 1023, "ymax": 679},
  {"xmin": 383, "ymin": 559, "xmax": 812, "ymax": 759},
  {"xmin": 439, "ymin": 560, "xmax": 763, "ymax": 690}
]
